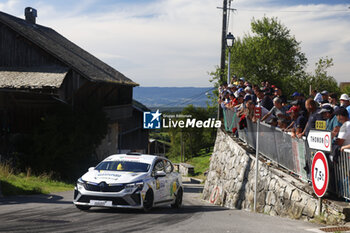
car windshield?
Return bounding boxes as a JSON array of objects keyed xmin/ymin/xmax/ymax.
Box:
[{"xmin": 95, "ymin": 161, "xmax": 150, "ymax": 172}]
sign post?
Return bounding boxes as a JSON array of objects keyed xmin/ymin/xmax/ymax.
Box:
[{"xmin": 254, "ymin": 105, "xmax": 261, "ymax": 212}]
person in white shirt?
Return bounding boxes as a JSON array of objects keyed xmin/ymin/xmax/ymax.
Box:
[{"xmin": 334, "ymin": 107, "xmax": 350, "ymax": 151}]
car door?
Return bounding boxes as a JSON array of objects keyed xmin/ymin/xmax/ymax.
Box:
[
  {"xmin": 152, "ymin": 160, "xmax": 168, "ymax": 202},
  {"xmin": 164, "ymin": 160, "xmax": 176, "ymax": 200}
]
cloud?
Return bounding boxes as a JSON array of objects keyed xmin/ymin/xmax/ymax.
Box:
[{"xmin": 0, "ymin": 0, "xmax": 349, "ymax": 87}]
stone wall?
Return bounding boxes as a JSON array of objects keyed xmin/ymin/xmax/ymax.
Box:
[{"xmin": 203, "ymin": 128, "xmax": 346, "ymax": 224}]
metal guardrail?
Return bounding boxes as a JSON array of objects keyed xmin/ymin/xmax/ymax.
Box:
[
  {"xmin": 223, "ymin": 108, "xmax": 311, "ymax": 181},
  {"xmin": 224, "ymin": 108, "xmax": 350, "ymax": 200},
  {"xmin": 334, "ymin": 149, "xmax": 350, "ymax": 200}
]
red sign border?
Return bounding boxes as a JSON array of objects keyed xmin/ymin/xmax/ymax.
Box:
[
  {"xmin": 311, "ymin": 151, "xmax": 329, "ymax": 197},
  {"xmin": 324, "ymin": 134, "xmax": 330, "ymax": 149}
]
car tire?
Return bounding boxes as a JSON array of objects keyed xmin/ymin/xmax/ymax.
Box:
[
  {"xmin": 171, "ymin": 187, "xmax": 183, "ymax": 208},
  {"xmin": 143, "ymin": 189, "xmax": 154, "ymax": 212},
  {"xmin": 75, "ymin": 205, "xmax": 91, "ymax": 211}
]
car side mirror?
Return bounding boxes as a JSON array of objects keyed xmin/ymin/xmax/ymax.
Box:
[
  {"xmin": 88, "ymin": 167, "xmax": 95, "ymax": 172},
  {"xmin": 154, "ymin": 171, "xmax": 166, "ymax": 178}
]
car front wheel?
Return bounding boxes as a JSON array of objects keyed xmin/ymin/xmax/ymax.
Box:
[
  {"xmin": 143, "ymin": 189, "xmax": 154, "ymax": 212},
  {"xmin": 171, "ymin": 187, "xmax": 183, "ymax": 208}
]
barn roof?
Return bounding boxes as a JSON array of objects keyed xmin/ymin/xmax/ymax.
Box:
[
  {"xmin": 0, "ymin": 66, "xmax": 68, "ymax": 89},
  {"xmin": 0, "ymin": 10, "xmax": 138, "ymax": 87}
]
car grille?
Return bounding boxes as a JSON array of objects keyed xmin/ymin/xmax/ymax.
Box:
[
  {"xmin": 84, "ymin": 183, "xmax": 125, "ymax": 192},
  {"xmin": 78, "ymin": 195, "xmax": 129, "ymax": 206}
]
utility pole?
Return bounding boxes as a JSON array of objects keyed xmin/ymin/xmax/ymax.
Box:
[
  {"xmin": 220, "ymin": 0, "xmax": 228, "ymax": 84},
  {"xmin": 217, "ymin": 0, "xmax": 228, "ymax": 120}
]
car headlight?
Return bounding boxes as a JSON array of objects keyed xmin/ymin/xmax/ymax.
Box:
[
  {"xmin": 77, "ymin": 178, "xmax": 85, "ymax": 184},
  {"xmin": 77, "ymin": 178, "xmax": 85, "ymax": 190},
  {"xmin": 125, "ymin": 181, "xmax": 144, "ymax": 192}
]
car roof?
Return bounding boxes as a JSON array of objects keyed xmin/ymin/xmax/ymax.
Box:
[{"xmin": 102, "ymin": 153, "xmax": 164, "ymax": 165}]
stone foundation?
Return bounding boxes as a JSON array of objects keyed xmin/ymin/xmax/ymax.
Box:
[{"xmin": 203, "ymin": 128, "xmax": 346, "ymax": 224}]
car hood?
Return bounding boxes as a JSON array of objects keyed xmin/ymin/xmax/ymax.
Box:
[{"xmin": 81, "ymin": 170, "xmax": 148, "ymax": 184}]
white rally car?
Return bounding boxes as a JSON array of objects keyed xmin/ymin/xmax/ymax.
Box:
[{"xmin": 73, "ymin": 153, "xmax": 183, "ymax": 211}]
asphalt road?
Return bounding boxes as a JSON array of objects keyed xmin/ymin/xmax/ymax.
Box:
[{"xmin": 0, "ymin": 183, "xmax": 323, "ymax": 233}]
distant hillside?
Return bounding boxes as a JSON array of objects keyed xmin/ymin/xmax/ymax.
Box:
[{"xmin": 133, "ymin": 87, "xmax": 214, "ymax": 110}]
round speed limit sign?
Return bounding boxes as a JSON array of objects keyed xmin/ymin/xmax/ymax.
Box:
[{"xmin": 311, "ymin": 151, "xmax": 329, "ymax": 197}]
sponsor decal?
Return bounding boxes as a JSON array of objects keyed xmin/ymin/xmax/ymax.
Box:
[{"xmin": 170, "ymin": 181, "xmax": 177, "ymax": 196}]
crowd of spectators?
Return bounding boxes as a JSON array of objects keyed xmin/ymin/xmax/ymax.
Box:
[{"xmin": 218, "ymin": 77, "xmax": 350, "ymax": 152}]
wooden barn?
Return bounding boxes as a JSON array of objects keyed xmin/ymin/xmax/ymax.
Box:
[{"xmin": 0, "ymin": 8, "xmax": 149, "ymax": 161}]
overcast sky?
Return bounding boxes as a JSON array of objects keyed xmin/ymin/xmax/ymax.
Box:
[{"xmin": 0, "ymin": 0, "xmax": 349, "ymax": 87}]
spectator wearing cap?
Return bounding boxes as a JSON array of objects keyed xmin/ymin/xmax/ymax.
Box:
[
  {"xmin": 297, "ymin": 98, "xmax": 322, "ymax": 138},
  {"xmin": 285, "ymin": 106, "xmax": 307, "ymax": 138},
  {"xmin": 244, "ymin": 86, "xmax": 257, "ymax": 103},
  {"xmin": 243, "ymin": 94, "xmax": 252, "ymax": 103},
  {"xmin": 319, "ymin": 105, "xmax": 341, "ymax": 138},
  {"xmin": 321, "ymin": 90, "xmax": 329, "ymax": 103},
  {"xmin": 291, "ymin": 98, "xmax": 307, "ymax": 113},
  {"xmin": 334, "ymin": 107, "xmax": 350, "ymax": 151},
  {"xmin": 234, "ymin": 87, "xmax": 245, "ymax": 98},
  {"xmin": 339, "ymin": 94, "xmax": 350, "ymax": 118},
  {"xmin": 291, "ymin": 92, "xmax": 300, "ymax": 101},
  {"xmin": 261, "ymin": 97, "xmax": 289, "ymax": 122}
]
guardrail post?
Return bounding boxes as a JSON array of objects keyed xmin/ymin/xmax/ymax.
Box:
[{"xmin": 254, "ymin": 119, "xmax": 260, "ymax": 212}]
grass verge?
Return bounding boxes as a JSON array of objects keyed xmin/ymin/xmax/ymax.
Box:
[
  {"xmin": 169, "ymin": 147, "xmax": 212, "ymax": 181},
  {"xmin": 0, "ymin": 163, "xmax": 74, "ymax": 196}
]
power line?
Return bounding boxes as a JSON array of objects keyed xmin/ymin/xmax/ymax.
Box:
[
  {"xmin": 160, "ymin": 87, "xmax": 216, "ymax": 110},
  {"xmin": 238, "ymin": 8, "xmax": 350, "ymax": 13}
]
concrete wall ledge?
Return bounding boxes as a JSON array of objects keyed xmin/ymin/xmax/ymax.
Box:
[{"xmin": 203, "ymin": 128, "xmax": 349, "ymax": 225}]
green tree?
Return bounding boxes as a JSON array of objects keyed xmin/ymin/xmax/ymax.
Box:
[
  {"xmin": 210, "ymin": 16, "xmax": 340, "ymax": 98},
  {"xmin": 229, "ymin": 17, "xmax": 307, "ymax": 91},
  {"xmin": 305, "ymin": 57, "xmax": 339, "ymax": 95}
]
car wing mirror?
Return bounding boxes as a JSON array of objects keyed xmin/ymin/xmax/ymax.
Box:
[
  {"xmin": 88, "ymin": 167, "xmax": 95, "ymax": 172},
  {"xmin": 154, "ymin": 171, "xmax": 166, "ymax": 178}
]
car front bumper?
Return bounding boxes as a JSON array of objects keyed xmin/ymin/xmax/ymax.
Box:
[{"xmin": 73, "ymin": 186, "xmax": 145, "ymax": 209}]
